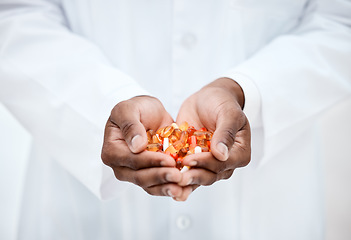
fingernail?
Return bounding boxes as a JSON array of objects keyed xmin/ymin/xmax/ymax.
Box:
[
  {"xmin": 186, "ymin": 178, "xmax": 193, "ymax": 185},
  {"xmin": 131, "ymin": 135, "xmax": 143, "ymax": 152},
  {"xmin": 217, "ymin": 142, "xmax": 229, "ymax": 160},
  {"xmin": 165, "ymin": 173, "xmax": 173, "ymax": 182},
  {"xmin": 188, "ymin": 161, "xmax": 197, "ymax": 166},
  {"xmin": 167, "ymin": 189, "xmax": 174, "ymax": 197}
]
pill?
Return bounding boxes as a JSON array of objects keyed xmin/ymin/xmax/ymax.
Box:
[{"xmin": 145, "ymin": 122, "xmax": 213, "ymax": 171}]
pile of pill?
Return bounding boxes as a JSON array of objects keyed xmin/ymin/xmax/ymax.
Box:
[{"xmin": 145, "ymin": 122, "xmax": 213, "ymax": 172}]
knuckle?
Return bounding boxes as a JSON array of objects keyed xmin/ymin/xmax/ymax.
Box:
[
  {"xmin": 133, "ymin": 174, "xmax": 143, "ymax": 186},
  {"xmin": 113, "ymin": 168, "xmax": 125, "ymax": 182},
  {"xmin": 239, "ymin": 153, "xmax": 251, "ymax": 167},
  {"xmin": 203, "ymin": 176, "xmax": 216, "ymax": 186},
  {"xmin": 225, "ymin": 128, "xmax": 236, "ymax": 144},
  {"xmin": 213, "ymin": 161, "xmax": 228, "ymax": 173},
  {"xmin": 236, "ymin": 113, "xmax": 247, "ymax": 129},
  {"xmin": 222, "ymin": 169, "xmax": 234, "ymax": 180},
  {"xmin": 120, "ymin": 121, "xmax": 136, "ymax": 138},
  {"xmin": 128, "ymin": 159, "xmax": 138, "ymax": 170},
  {"xmin": 162, "ymin": 171, "xmax": 169, "ymax": 183},
  {"xmin": 101, "ymin": 144, "xmax": 113, "ymax": 166},
  {"xmin": 143, "ymin": 187, "xmax": 154, "ymax": 196}
]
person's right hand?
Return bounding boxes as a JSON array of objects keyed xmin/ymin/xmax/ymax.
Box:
[{"xmin": 101, "ymin": 96, "xmax": 192, "ymax": 200}]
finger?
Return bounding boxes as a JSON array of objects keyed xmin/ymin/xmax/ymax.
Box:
[
  {"xmin": 211, "ymin": 108, "xmax": 247, "ymax": 161},
  {"xmin": 178, "ymin": 168, "xmax": 234, "ymax": 187},
  {"xmin": 172, "ymin": 185, "xmax": 195, "ymax": 201},
  {"xmin": 181, "ymin": 141, "xmax": 250, "ymax": 174},
  {"xmin": 103, "ymin": 137, "xmax": 175, "ymax": 169},
  {"xmin": 110, "ymin": 100, "xmax": 148, "ymax": 153},
  {"xmin": 181, "ymin": 152, "xmax": 228, "ymax": 174},
  {"xmin": 145, "ymin": 183, "xmax": 184, "ymax": 198},
  {"xmin": 113, "ymin": 166, "xmax": 182, "ymax": 188}
]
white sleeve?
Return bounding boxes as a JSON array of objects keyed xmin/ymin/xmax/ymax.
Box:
[
  {"xmin": 222, "ymin": 0, "xmax": 351, "ymax": 163},
  {"xmin": 0, "ymin": 0, "xmax": 149, "ymax": 199}
]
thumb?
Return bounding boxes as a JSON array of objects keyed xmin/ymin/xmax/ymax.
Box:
[
  {"xmin": 211, "ymin": 110, "xmax": 246, "ymax": 161},
  {"xmin": 110, "ymin": 101, "xmax": 147, "ymax": 153}
]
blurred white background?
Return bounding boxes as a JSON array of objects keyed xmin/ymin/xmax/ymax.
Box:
[{"xmin": 0, "ymin": 99, "xmax": 350, "ymax": 239}]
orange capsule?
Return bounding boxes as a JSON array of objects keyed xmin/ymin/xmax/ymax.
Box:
[
  {"xmin": 171, "ymin": 128, "xmax": 182, "ymax": 139},
  {"xmin": 205, "ymin": 131, "xmax": 213, "ymax": 140},
  {"xmin": 179, "ymin": 131, "xmax": 188, "ymax": 143},
  {"xmin": 165, "ymin": 145, "xmax": 177, "ymax": 154},
  {"xmin": 197, "ymin": 139, "xmax": 208, "ymax": 148},
  {"xmin": 193, "ymin": 131, "xmax": 207, "ymax": 141},
  {"xmin": 199, "ymin": 127, "xmax": 207, "ymax": 132},
  {"xmin": 146, "ymin": 143, "xmax": 162, "ymax": 152},
  {"xmin": 172, "ymin": 140, "xmax": 185, "ymax": 151},
  {"xmin": 186, "ymin": 126, "xmax": 196, "ymax": 137},
  {"xmin": 207, "ymin": 140, "xmax": 211, "ymax": 150},
  {"xmin": 160, "ymin": 125, "xmax": 174, "ymax": 138},
  {"xmin": 201, "ymin": 146, "xmax": 209, "ymax": 152},
  {"xmin": 176, "ymin": 157, "xmax": 184, "ymax": 170},
  {"xmin": 152, "ymin": 134, "xmax": 162, "ymax": 144},
  {"xmin": 178, "ymin": 147, "xmax": 188, "ymax": 158},
  {"xmin": 146, "ymin": 130, "xmax": 154, "ymax": 144},
  {"xmin": 170, "ymin": 153, "xmax": 178, "ymax": 160},
  {"xmin": 189, "ymin": 136, "xmax": 197, "ymax": 150},
  {"xmin": 179, "ymin": 121, "xmax": 189, "ymax": 131},
  {"xmin": 168, "ymin": 134, "xmax": 178, "ymax": 144},
  {"xmin": 156, "ymin": 126, "xmax": 165, "ymax": 136}
]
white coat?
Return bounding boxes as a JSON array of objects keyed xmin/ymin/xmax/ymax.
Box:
[{"xmin": 0, "ymin": 0, "xmax": 351, "ymax": 239}]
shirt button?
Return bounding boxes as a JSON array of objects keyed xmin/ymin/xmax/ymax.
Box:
[
  {"xmin": 180, "ymin": 33, "xmax": 197, "ymax": 49},
  {"xmin": 176, "ymin": 215, "xmax": 191, "ymax": 230}
]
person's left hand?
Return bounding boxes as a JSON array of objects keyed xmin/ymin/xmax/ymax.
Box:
[{"xmin": 175, "ymin": 78, "xmax": 251, "ymax": 199}]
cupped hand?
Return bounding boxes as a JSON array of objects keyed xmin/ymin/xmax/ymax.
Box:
[
  {"xmin": 176, "ymin": 78, "xmax": 251, "ymax": 196},
  {"xmin": 101, "ymin": 96, "xmax": 192, "ymax": 199}
]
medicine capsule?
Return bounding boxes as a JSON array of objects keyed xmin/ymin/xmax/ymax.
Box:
[
  {"xmin": 176, "ymin": 157, "xmax": 184, "ymax": 170},
  {"xmin": 179, "ymin": 122, "xmax": 189, "ymax": 131},
  {"xmin": 147, "ymin": 130, "xmax": 153, "ymax": 144},
  {"xmin": 193, "ymin": 131, "xmax": 207, "ymax": 141},
  {"xmin": 178, "ymin": 147, "xmax": 188, "ymax": 158},
  {"xmin": 186, "ymin": 126, "xmax": 196, "ymax": 137},
  {"xmin": 172, "ymin": 140, "xmax": 185, "ymax": 152},
  {"xmin": 146, "ymin": 143, "xmax": 162, "ymax": 152},
  {"xmin": 172, "ymin": 128, "xmax": 182, "ymax": 139},
  {"xmin": 152, "ymin": 134, "xmax": 162, "ymax": 144},
  {"xmin": 179, "ymin": 131, "xmax": 188, "ymax": 144},
  {"xmin": 165, "ymin": 145, "xmax": 177, "ymax": 154},
  {"xmin": 160, "ymin": 125, "xmax": 174, "ymax": 138},
  {"xmin": 145, "ymin": 122, "xmax": 213, "ymax": 170}
]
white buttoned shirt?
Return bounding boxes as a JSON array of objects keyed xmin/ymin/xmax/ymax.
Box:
[{"xmin": 0, "ymin": 0, "xmax": 351, "ymax": 239}]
